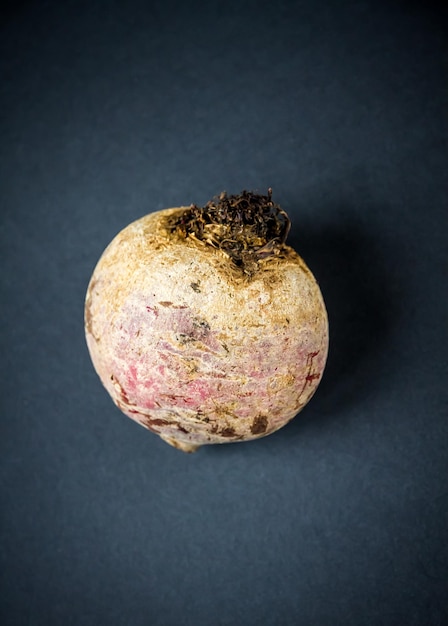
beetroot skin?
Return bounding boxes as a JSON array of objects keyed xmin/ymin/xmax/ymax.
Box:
[{"xmin": 85, "ymin": 191, "xmax": 329, "ymax": 452}]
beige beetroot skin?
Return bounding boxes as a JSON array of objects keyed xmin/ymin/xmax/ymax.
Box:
[{"xmin": 85, "ymin": 191, "xmax": 328, "ymax": 452}]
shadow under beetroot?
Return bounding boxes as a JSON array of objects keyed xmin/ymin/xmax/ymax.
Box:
[{"xmin": 276, "ymin": 213, "xmax": 400, "ymax": 436}]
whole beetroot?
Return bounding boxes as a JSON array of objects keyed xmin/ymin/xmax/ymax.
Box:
[{"xmin": 85, "ymin": 190, "xmax": 328, "ymax": 452}]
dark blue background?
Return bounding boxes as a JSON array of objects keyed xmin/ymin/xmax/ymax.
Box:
[{"xmin": 1, "ymin": 1, "xmax": 447, "ymax": 624}]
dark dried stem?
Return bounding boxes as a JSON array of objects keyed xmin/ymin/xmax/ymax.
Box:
[{"xmin": 167, "ymin": 189, "xmax": 291, "ymax": 272}]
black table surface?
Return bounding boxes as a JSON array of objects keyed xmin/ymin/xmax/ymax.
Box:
[{"xmin": 1, "ymin": 1, "xmax": 447, "ymax": 625}]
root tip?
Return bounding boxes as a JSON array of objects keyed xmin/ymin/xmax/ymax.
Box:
[{"xmin": 160, "ymin": 434, "xmax": 201, "ymax": 453}]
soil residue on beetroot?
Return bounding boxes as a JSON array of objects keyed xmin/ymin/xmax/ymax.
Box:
[{"xmin": 251, "ymin": 415, "xmax": 268, "ymax": 434}]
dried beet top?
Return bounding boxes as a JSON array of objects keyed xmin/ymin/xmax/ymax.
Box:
[{"xmin": 166, "ymin": 189, "xmax": 291, "ymax": 272}]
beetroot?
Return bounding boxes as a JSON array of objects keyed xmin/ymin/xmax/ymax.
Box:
[{"xmin": 85, "ymin": 191, "xmax": 328, "ymax": 452}]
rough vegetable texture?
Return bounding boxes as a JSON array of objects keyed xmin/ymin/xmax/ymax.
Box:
[{"xmin": 85, "ymin": 192, "xmax": 329, "ymax": 452}]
